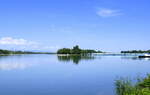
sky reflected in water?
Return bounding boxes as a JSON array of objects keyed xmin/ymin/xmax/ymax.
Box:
[{"xmin": 0, "ymin": 54, "xmax": 150, "ymax": 95}]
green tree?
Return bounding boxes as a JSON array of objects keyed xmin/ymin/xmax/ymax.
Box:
[
  {"xmin": 57, "ymin": 48, "xmax": 71, "ymax": 54},
  {"xmin": 71, "ymin": 45, "xmax": 81, "ymax": 54}
]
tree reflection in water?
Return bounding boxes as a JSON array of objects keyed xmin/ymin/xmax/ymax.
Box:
[{"xmin": 57, "ymin": 54, "xmax": 95, "ymax": 64}]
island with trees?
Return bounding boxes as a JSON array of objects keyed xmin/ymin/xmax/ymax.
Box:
[{"xmin": 57, "ymin": 45, "xmax": 103, "ymax": 54}]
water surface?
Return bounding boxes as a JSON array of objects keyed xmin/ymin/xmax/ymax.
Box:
[{"xmin": 0, "ymin": 54, "xmax": 150, "ymax": 95}]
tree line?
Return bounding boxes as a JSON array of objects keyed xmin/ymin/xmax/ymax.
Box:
[
  {"xmin": 57, "ymin": 45, "xmax": 102, "ymax": 54},
  {"xmin": 121, "ymin": 50, "xmax": 150, "ymax": 53},
  {"xmin": 0, "ymin": 49, "xmax": 52, "ymax": 55}
]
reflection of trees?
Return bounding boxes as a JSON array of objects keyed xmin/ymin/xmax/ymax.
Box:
[{"xmin": 57, "ymin": 54, "xmax": 95, "ymax": 64}]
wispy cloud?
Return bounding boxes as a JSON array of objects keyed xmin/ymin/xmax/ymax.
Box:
[
  {"xmin": 0, "ymin": 37, "xmax": 59, "ymax": 52},
  {"xmin": 0, "ymin": 37, "xmax": 37, "ymax": 46},
  {"xmin": 97, "ymin": 8, "xmax": 122, "ymax": 17},
  {"xmin": 30, "ymin": 45, "xmax": 60, "ymax": 51}
]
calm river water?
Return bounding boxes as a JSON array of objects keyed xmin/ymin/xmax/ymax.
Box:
[{"xmin": 0, "ymin": 54, "xmax": 149, "ymax": 95}]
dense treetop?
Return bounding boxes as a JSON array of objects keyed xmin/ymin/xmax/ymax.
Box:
[{"xmin": 57, "ymin": 45, "xmax": 102, "ymax": 54}]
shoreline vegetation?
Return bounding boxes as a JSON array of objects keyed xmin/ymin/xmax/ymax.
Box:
[
  {"xmin": 121, "ymin": 50, "xmax": 150, "ymax": 53},
  {"xmin": 1, "ymin": 46, "xmax": 150, "ymax": 55},
  {"xmin": 57, "ymin": 45, "xmax": 103, "ymax": 54},
  {"xmin": 115, "ymin": 75, "xmax": 150, "ymax": 95},
  {"xmin": 0, "ymin": 49, "xmax": 54, "ymax": 55}
]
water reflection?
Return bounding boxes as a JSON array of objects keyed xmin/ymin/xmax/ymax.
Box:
[
  {"xmin": 121, "ymin": 56, "xmax": 150, "ymax": 61},
  {"xmin": 0, "ymin": 62, "xmax": 32, "ymax": 70},
  {"xmin": 0, "ymin": 54, "xmax": 149, "ymax": 71},
  {"xmin": 0, "ymin": 54, "xmax": 150, "ymax": 95},
  {"xmin": 0, "ymin": 55, "xmax": 37, "ymax": 70},
  {"xmin": 57, "ymin": 54, "xmax": 95, "ymax": 64}
]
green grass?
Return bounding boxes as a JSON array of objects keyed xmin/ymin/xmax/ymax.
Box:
[{"xmin": 115, "ymin": 75, "xmax": 150, "ymax": 95}]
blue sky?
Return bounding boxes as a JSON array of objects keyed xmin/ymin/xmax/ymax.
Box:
[{"xmin": 0, "ymin": 0, "xmax": 150, "ymax": 52}]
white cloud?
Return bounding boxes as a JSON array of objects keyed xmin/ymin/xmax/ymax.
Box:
[
  {"xmin": 28, "ymin": 45, "xmax": 60, "ymax": 51},
  {"xmin": 0, "ymin": 37, "xmax": 59, "ymax": 52},
  {"xmin": 0, "ymin": 37, "xmax": 38, "ymax": 46},
  {"xmin": 97, "ymin": 8, "xmax": 122, "ymax": 17}
]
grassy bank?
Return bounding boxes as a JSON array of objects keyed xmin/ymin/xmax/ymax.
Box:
[{"xmin": 115, "ymin": 75, "xmax": 150, "ymax": 95}]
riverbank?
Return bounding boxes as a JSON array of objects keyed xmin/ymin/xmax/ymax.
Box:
[{"xmin": 115, "ymin": 75, "xmax": 150, "ymax": 95}]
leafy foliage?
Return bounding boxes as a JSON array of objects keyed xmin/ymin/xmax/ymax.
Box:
[
  {"xmin": 57, "ymin": 45, "xmax": 102, "ymax": 54},
  {"xmin": 115, "ymin": 75, "xmax": 150, "ymax": 95}
]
